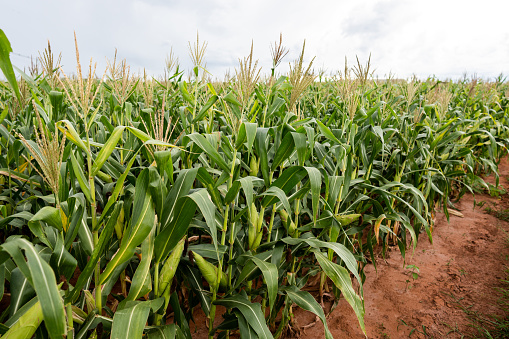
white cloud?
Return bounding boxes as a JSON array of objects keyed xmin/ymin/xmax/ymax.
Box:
[{"xmin": 2, "ymin": 0, "xmax": 508, "ymax": 80}]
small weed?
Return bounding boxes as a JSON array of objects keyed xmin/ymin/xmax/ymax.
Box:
[
  {"xmin": 488, "ymin": 183, "xmax": 507, "ymax": 197},
  {"xmin": 442, "ymin": 268, "xmax": 509, "ymax": 338},
  {"xmin": 485, "ymin": 206, "xmax": 509, "ymax": 222},
  {"xmin": 377, "ymin": 322, "xmax": 390, "ymax": 338},
  {"xmin": 405, "ymin": 265, "xmax": 420, "ymax": 290},
  {"xmin": 472, "ymin": 182, "xmax": 507, "ymax": 197},
  {"xmin": 406, "ymin": 264, "xmax": 420, "ymax": 280},
  {"xmin": 476, "ymin": 200, "xmax": 487, "ymax": 208},
  {"xmin": 440, "ymin": 321, "xmax": 464, "ymax": 336}
]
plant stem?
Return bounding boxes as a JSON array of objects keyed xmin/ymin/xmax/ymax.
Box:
[
  {"xmin": 208, "ymin": 289, "xmax": 217, "ymax": 339},
  {"xmin": 154, "ymin": 262, "xmax": 159, "ymax": 297},
  {"xmin": 93, "ymin": 230, "xmax": 101, "ymax": 312},
  {"xmin": 66, "ymin": 303, "xmax": 74, "ymax": 338},
  {"xmin": 210, "ymin": 148, "xmax": 237, "ymax": 337},
  {"xmin": 266, "ymin": 204, "xmax": 276, "ymax": 243},
  {"xmin": 85, "ymin": 126, "xmax": 101, "ymax": 312}
]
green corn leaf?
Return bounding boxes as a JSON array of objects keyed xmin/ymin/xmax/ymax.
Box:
[
  {"xmin": 91, "ymin": 125, "xmax": 125, "ymax": 176},
  {"xmin": 327, "ymin": 175, "xmax": 344, "ymax": 208},
  {"xmin": 97, "ymin": 149, "xmax": 140, "ymax": 226},
  {"xmin": 271, "ymin": 132, "xmax": 295, "ymax": 171},
  {"xmin": 125, "ymin": 125, "xmax": 152, "ymax": 142},
  {"xmin": 178, "ymin": 81, "xmax": 194, "ymax": 105},
  {"xmin": 186, "ymin": 133, "xmax": 230, "ymax": 173},
  {"xmin": 187, "ymin": 243, "xmax": 227, "ymax": 261},
  {"xmin": 179, "ymin": 263, "xmax": 211, "ymax": 316},
  {"xmin": 0, "ymin": 106, "xmax": 9, "ymax": 125},
  {"xmin": 65, "ymin": 203, "xmax": 120, "ymax": 303},
  {"xmin": 317, "ymin": 120, "xmax": 341, "ymax": 144},
  {"xmin": 100, "ymin": 169, "xmax": 155, "ymax": 284},
  {"xmin": 196, "ymin": 167, "xmax": 223, "ymax": 208},
  {"xmin": 187, "ymin": 189, "xmax": 219, "ymax": 253},
  {"xmin": 148, "ymin": 167, "xmax": 168, "ymax": 220},
  {"xmin": 126, "ymin": 227, "xmax": 155, "ymax": 301},
  {"xmin": 233, "ymin": 310, "xmax": 258, "ymax": 339},
  {"xmin": 63, "ymin": 204, "xmax": 84, "ymax": 251},
  {"xmin": 159, "ymin": 168, "xmax": 199, "ymax": 230},
  {"xmin": 27, "ymin": 206, "xmax": 63, "ymax": 248},
  {"xmin": 222, "ymin": 91, "xmax": 242, "ymax": 107},
  {"xmin": 154, "ymin": 149, "xmax": 173, "ymax": 178},
  {"xmin": 155, "ymin": 196, "xmax": 197, "ymax": 263},
  {"xmin": 254, "ymin": 128, "xmax": 270, "ymax": 186},
  {"xmin": 261, "ymin": 166, "xmax": 307, "ymax": 207},
  {"xmin": 70, "ymin": 151, "xmax": 92, "ymax": 204},
  {"xmin": 193, "ymin": 94, "xmax": 218, "ymax": 122},
  {"xmin": 0, "ymin": 237, "xmax": 33, "ymax": 285},
  {"xmin": 304, "ymin": 166, "xmax": 322, "ymax": 223},
  {"xmin": 235, "ymin": 122, "xmax": 257, "ymax": 152},
  {"xmin": 0, "ymin": 29, "xmax": 21, "ymax": 103},
  {"xmin": 170, "ymin": 292, "xmax": 192, "ymax": 339},
  {"xmin": 285, "ymin": 285, "xmax": 333, "ymax": 339},
  {"xmin": 249, "ymin": 256, "xmax": 278, "ymax": 313},
  {"xmin": 111, "ymin": 298, "xmax": 164, "ymax": 339},
  {"xmin": 266, "ymin": 96, "xmax": 285, "ymax": 120},
  {"xmin": 213, "ymin": 294, "xmax": 273, "ymax": 339},
  {"xmin": 49, "ymin": 234, "xmax": 77, "ymax": 281},
  {"xmin": 9, "ymin": 268, "xmax": 35, "ymax": 317},
  {"xmin": 77, "ymin": 205, "xmax": 94, "ymax": 256},
  {"xmin": 291, "ymin": 132, "xmax": 308, "ymax": 166},
  {"xmin": 12, "ymin": 238, "xmax": 66, "ymax": 339},
  {"xmin": 56, "ymin": 120, "xmax": 89, "ymax": 154},
  {"xmin": 75, "ymin": 311, "xmax": 113, "ymax": 339},
  {"xmin": 259, "ymin": 186, "xmax": 292, "ymax": 217},
  {"xmin": 314, "ymin": 251, "xmax": 365, "ymax": 334},
  {"xmin": 145, "ymin": 324, "xmax": 179, "ymax": 339},
  {"xmin": 155, "ymin": 189, "xmax": 217, "ymax": 263},
  {"xmin": 233, "ymin": 251, "xmax": 273, "ymax": 289},
  {"xmin": 283, "ymin": 237, "xmax": 361, "ymax": 284}
]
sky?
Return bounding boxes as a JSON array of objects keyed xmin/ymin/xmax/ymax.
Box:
[{"xmin": 2, "ymin": 0, "xmax": 509, "ymax": 80}]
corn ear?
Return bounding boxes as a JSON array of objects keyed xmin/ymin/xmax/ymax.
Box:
[
  {"xmin": 249, "ymin": 155, "xmax": 259, "ymax": 176},
  {"xmin": 248, "ymin": 202, "xmax": 258, "ymax": 249},
  {"xmin": 192, "ymin": 251, "xmax": 226, "ymax": 290},
  {"xmin": 252, "ymin": 231, "xmax": 263, "ymax": 252},
  {"xmin": 335, "ymin": 213, "xmax": 361, "ymax": 227},
  {"xmin": 158, "ymin": 237, "xmax": 185, "ymax": 296},
  {"xmin": 2, "ymin": 300, "xmax": 43, "ymax": 339},
  {"xmin": 114, "ymin": 206, "xmax": 124, "ymax": 240},
  {"xmin": 280, "ymin": 209, "xmax": 296, "ymax": 236}
]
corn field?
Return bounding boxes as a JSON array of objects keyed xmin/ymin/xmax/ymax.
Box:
[{"xmin": 0, "ymin": 30, "xmax": 508, "ymax": 338}]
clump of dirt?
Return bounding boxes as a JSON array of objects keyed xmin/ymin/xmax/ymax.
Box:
[{"xmin": 296, "ymin": 157, "xmax": 509, "ymax": 338}]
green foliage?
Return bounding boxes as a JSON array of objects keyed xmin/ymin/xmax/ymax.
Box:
[{"xmin": 1, "ymin": 32, "xmax": 509, "ymax": 338}]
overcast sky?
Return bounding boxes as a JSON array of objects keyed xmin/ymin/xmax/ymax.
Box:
[{"xmin": 2, "ymin": 0, "xmax": 509, "ymax": 80}]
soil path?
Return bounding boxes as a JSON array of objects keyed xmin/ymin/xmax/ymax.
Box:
[{"xmin": 296, "ymin": 157, "xmax": 509, "ymax": 338}]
